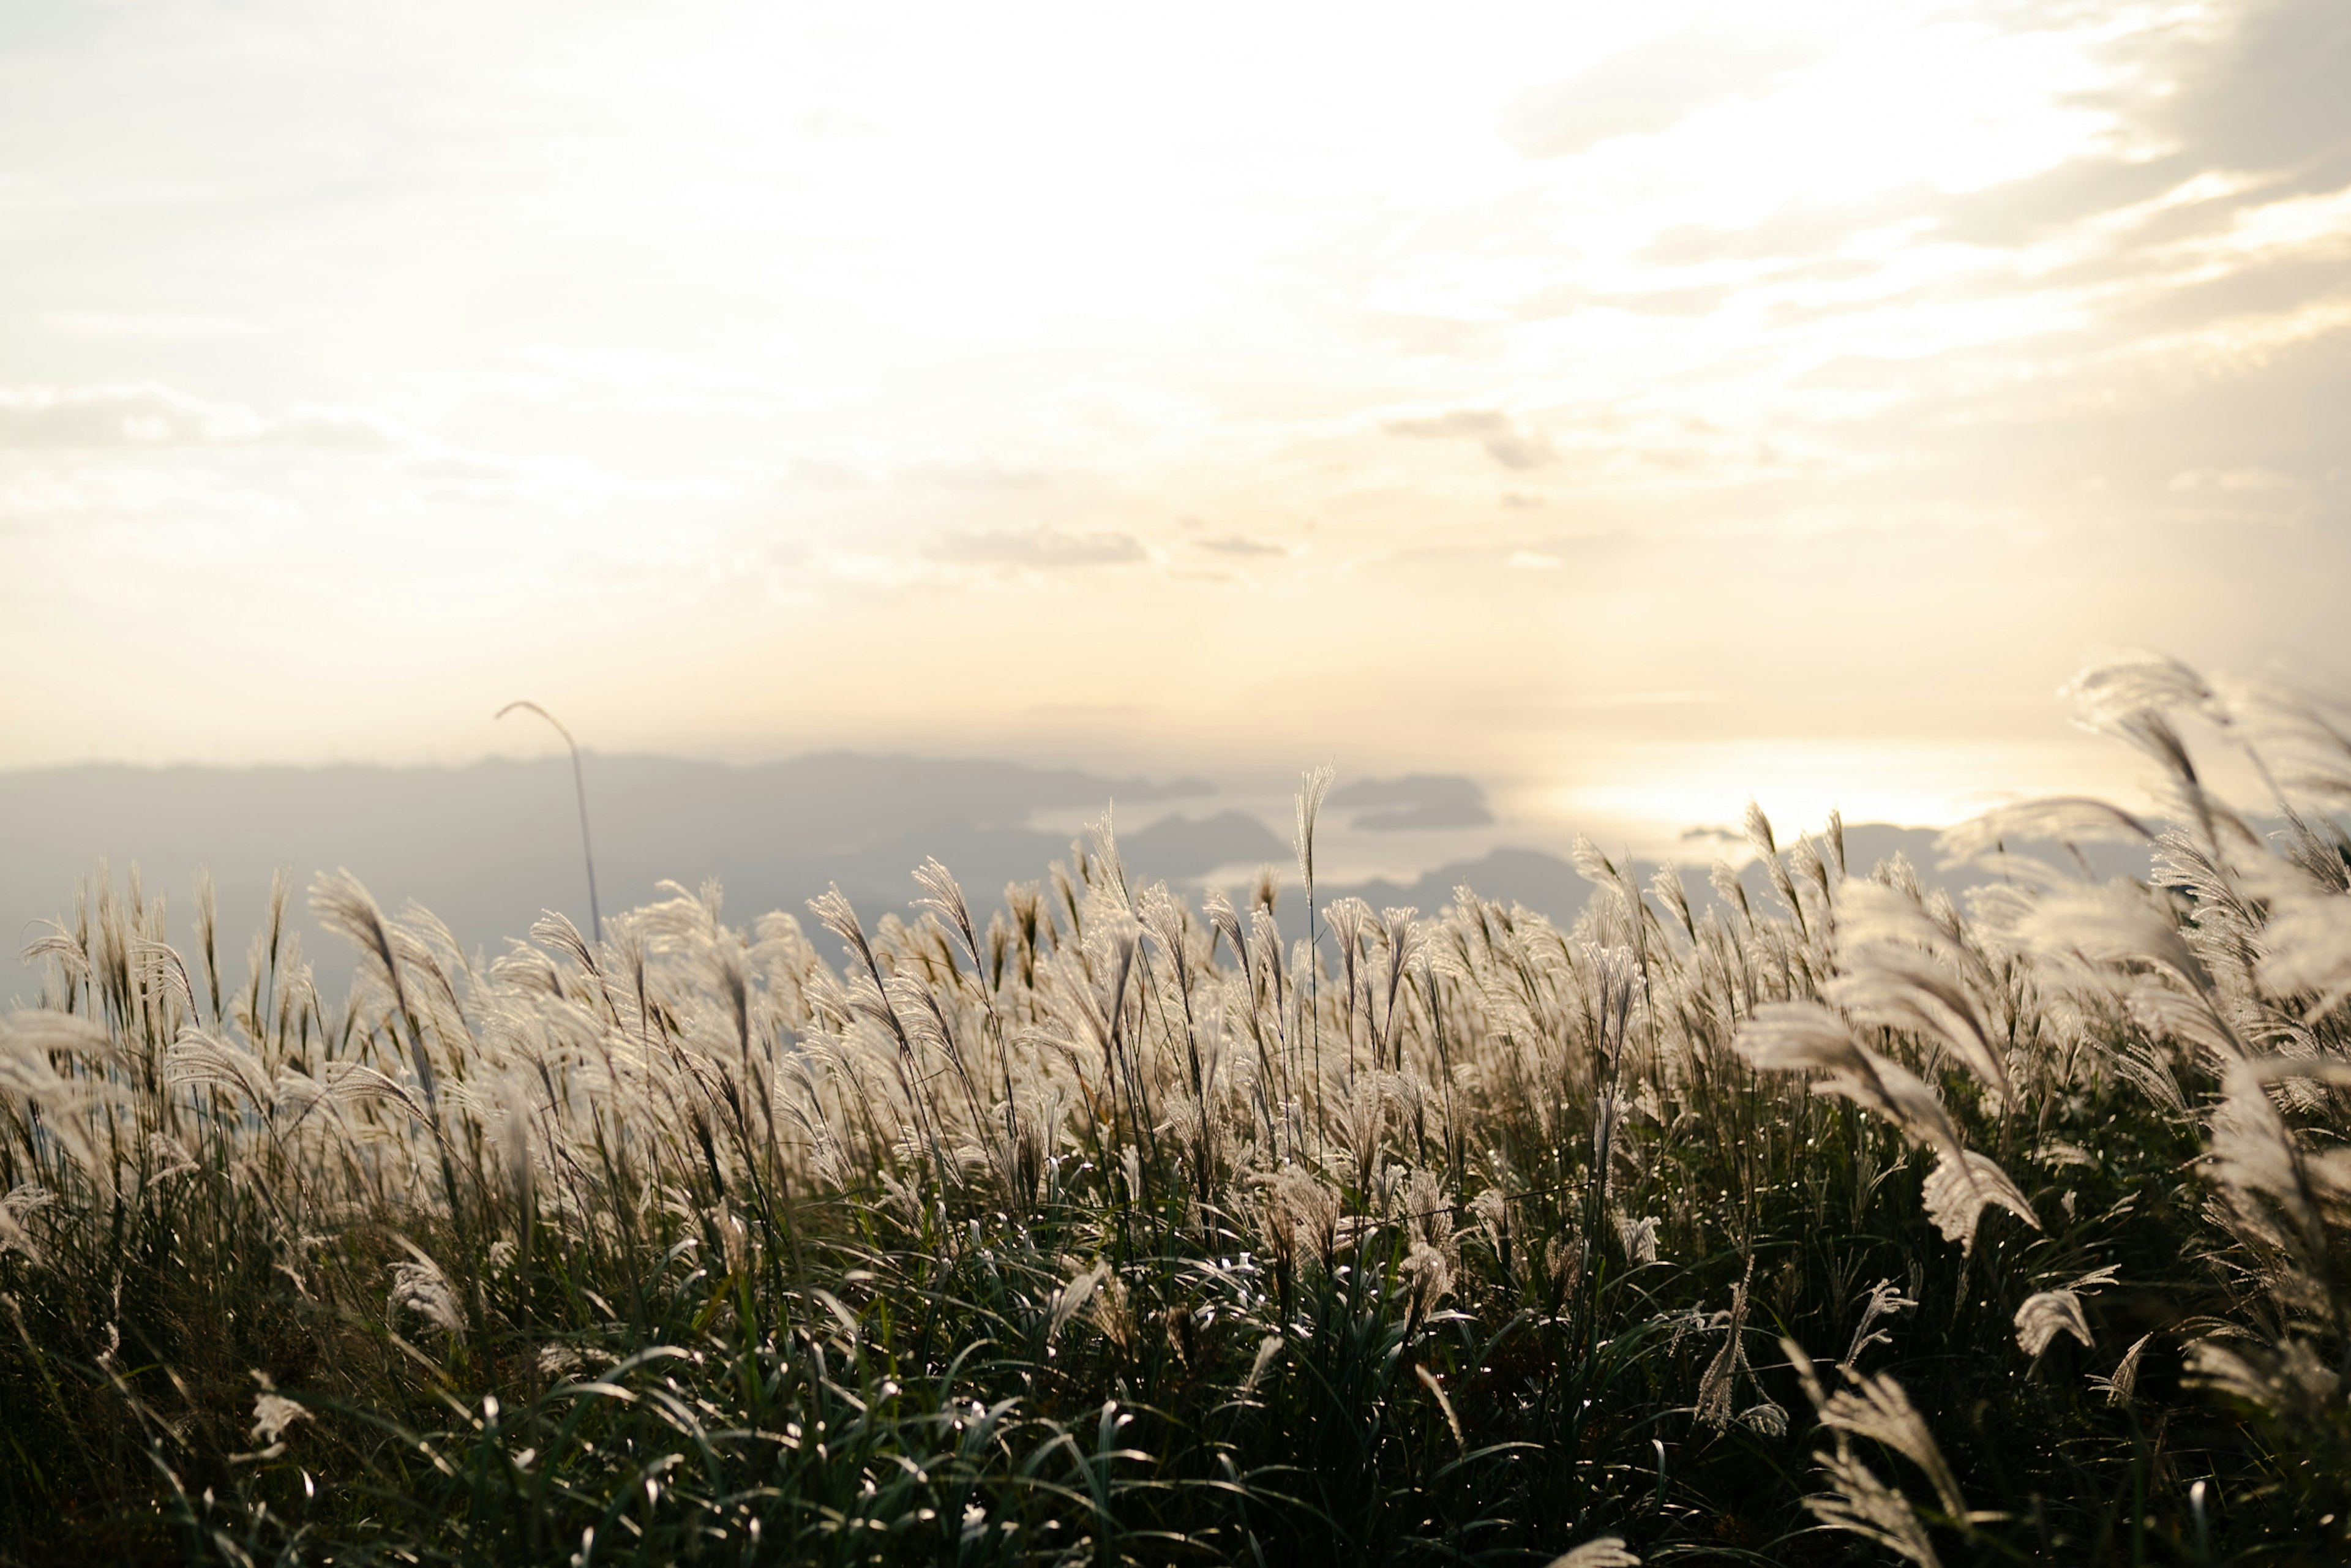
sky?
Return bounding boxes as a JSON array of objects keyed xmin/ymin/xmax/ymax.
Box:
[{"xmin": 4, "ymin": 0, "xmax": 2348, "ymax": 850}]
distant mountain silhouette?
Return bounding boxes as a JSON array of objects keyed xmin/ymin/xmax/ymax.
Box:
[
  {"xmin": 1118, "ymin": 811, "xmax": 1291, "ymax": 876},
  {"xmin": 1327, "ymin": 775, "xmax": 1495, "ymax": 831},
  {"xmin": 0, "ymin": 754, "xmax": 2158, "ymax": 1003},
  {"xmin": 0, "ymin": 754, "xmax": 1243, "ymax": 997}
]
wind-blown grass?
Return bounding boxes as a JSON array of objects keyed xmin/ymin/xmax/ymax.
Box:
[{"xmin": 3, "ymin": 653, "xmax": 2349, "ymax": 1565}]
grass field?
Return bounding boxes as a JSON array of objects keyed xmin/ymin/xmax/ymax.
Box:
[{"xmin": 2, "ymin": 653, "xmax": 2348, "ymax": 1565}]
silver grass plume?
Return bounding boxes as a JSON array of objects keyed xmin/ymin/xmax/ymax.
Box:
[
  {"xmin": 1937, "ymin": 797, "xmax": 2154, "ymax": 864},
  {"xmin": 1745, "ymin": 802, "xmax": 1810, "ymax": 935},
  {"xmin": 1240, "ymin": 1334, "xmax": 1284, "ymax": 1397},
  {"xmin": 1614, "ymin": 1212, "xmax": 1659, "ymax": 1266},
  {"xmin": 1921, "ymin": 1150, "xmax": 2038, "ymax": 1251},
  {"xmin": 2251, "ymin": 866, "xmax": 2351, "ymax": 1022},
  {"xmin": 2205, "ymin": 1059, "xmax": 2333, "ymax": 1266},
  {"xmin": 2057, "ymin": 656, "xmax": 2252, "ymax": 859},
  {"xmin": 1734, "ymin": 1002, "xmax": 1967, "ymax": 1160},
  {"xmin": 388, "ymin": 1244, "xmax": 463, "ymax": 1335},
  {"xmin": 1825, "ymin": 891, "xmax": 2010, "ymax": 1103},
  {"xmin": 249, "ymin": 1375, "xmax": 309, "ymax": 1448},
  {"xmin": 1787, "ymin": 1335, "xmax": 1974, "ymax": 1564},
  {"xmin": 1202, "ymin": 888, "xmax": 1247, "ymax": 970},
  {"xmin": 1651, "ymin": 864, "xmax": 1695, "ymax": 941},
  {"xmin": 163, "ymin": 1030, "xmax": 274, "ymax": 1113},
  {"xmin": 2185, "ymin": 1335, "xmax": 2343, "ymax": 1420},
  {"xmin": 132, "ymin": 939, "xmax": 199, "ymax": 1032},
  {"xmin": 1414, "ymin": 1364, "xmax": 1464, "ymax": 1452},
  {"xmin": 1294, "ymin": 765, "xmax": 1335, "ymax": 894},
  {"xmin": 1401, "ymin": 1166, "xmax": 1457, "ymax": 1272},
  {"xmin": 21, "ymin": 920, "xmax": 92, "ymax": 992},
  {"xmin": 1694, "ymin": 1261, "xmax": 1756, "ymax": 1429},
  {"xmin": 1087, "ymin": 808, "xmax": 1133, "ymax": 912},
  {"xmin": 0, "ymin": 1016, "xmax": 129, "ymax": 1177},
  {"xmin": 1736, "ymin": 1002, "xmax": 2038, "ymax": 1251},
  {"xmin": 0, "ymin": 1184, "xmax": 55, "ymax": 1264},
  {"xmin": 2014, "ymin": 1289, "xmax": 2094, "ymax": 1357},
  {"xmin": 1400, "ymin": 1240, "xmax": 1453, "ymax": 1322},
  {"xmin": 311, "ymin": 869, "xmax": 437, "ymax": 1112},
  {"xmin": 1807, "ymin": 1444, "xmax": 1944, "ymax": 1568},
  {"xmin": 913, "ymin": 857, "xmax": 983, "ymax": 971},
  {"xmin": 2065, "ymin": 649, "xmax": 2225, "ymax": 729},
  {"xmin": 1708, "ymin": 859, "xmax": 1753, "ymax": 928},
  {"xmin": 0, "ymin": 1008, "xmax": 118, "ymax": 1065},
  {"xmin": 1842, "ymin": 1279, "xmax": 1917, "ymax": 1370},
  {"xmin": 2091, "ymin": 1332, "xmax": 2156, "ymax": 1406}
]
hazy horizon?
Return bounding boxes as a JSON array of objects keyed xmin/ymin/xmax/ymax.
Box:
[{"xmin": 4, "ymin": 748, "xmax": 2158, "ymax": 1010}]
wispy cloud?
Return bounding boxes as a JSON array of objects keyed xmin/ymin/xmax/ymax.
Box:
[
  {"xmin": 0, "ymin": 384, "xmax": 408, "ymax": 451},
  {"xmin": 40, "ymin": 312, "xmax": 268, "ymax": 341},
  {"xmin": 928, "ymin": 525, "xmax": 1147, "ymax": 568},
  {"xmin": 1382, "ymin": 409, "xmax": 1556, "ymax": 470},
  {"xmin": 901, "ymin": 459, "xmax": 1049, "ymax": 492},
  {"xmin": 1500, "ymin": 28, "xmax": 1831, "ymax": 159},
  {"xmin": 781, "ymin": 457, "xmax": 873, "ymax": 490},
  {"xmin": 1194, "ymin": 533, "xmax": 1287, "ymax": 557}
]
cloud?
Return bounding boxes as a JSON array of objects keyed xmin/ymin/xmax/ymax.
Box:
[
  {"xmin": 1327, "ymin": 775, "xmax": 1494, "ymax": 832},
  {"xmin": 0, "ymin": 384, "xmax": 407, "ymax": 451},
  {"xmin": 2160, "ymin": 463, "xmax": 2308, "ymax": 523},
  {"xmin": 1500, "ymin": 29, "xmax": 1830, "ymax": 159},
  {"xmin": 268, "ymin": 407, "xmax": 413, "ymax": 451},
  {"xmin": 2169, "ymin": 465, "xmax": 2297, "ymax": 493},
  {"xmin": 1384, "ymin": 408, "xmax": 1556, "ymax": 470},
  {"xmin": 1384, "ymin": 410, "xmax": 1510, "ymax": 441},
  {"xmin": 1933, "ymin": 156, "xmax": 2193, "ymax": 251},
  {"xmin": 1194, "ymin": 533, "xmax": 1286, "ymax": 557},
  {"xmin": 929, "ymin": 525, "xmax": 1147, "ymax": 568},
  {"xmin": 1639, "ymin": 190, "xmax": 1932, "ymax": 268},
  {"xmin": 41, "ymin": 311, "xmax": 268, "ymax": 341},
  {"xmin": 2160, "ymin": 0, "xmax": 2351, "ymax": 195},
  {"xmin": 782, "ymin": 457, "xmax": 872, "ymax": 490},
  {"xmin": 2001, "ymin": 6, "xmax": 2336, "ymax": 229},
  {"xmin": 1481, "ymin": 432, "xmax": 1556, "ymax": 470},
  {"xmin": 901, "ymin": 459, "xmax": 1049, "ymax": 492},
  {"xmin": 0, "ymin": 384, "xmax": 253, "ymax": 447},
  {"xmin": 1625, "ymin": 4, "xmax": 2351, "ymax": 298}
]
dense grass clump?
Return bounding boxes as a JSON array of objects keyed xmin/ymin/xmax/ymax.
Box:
[{"xmin": 4, "ymin": 654, "xmax": 2350, "ymax": 1565}]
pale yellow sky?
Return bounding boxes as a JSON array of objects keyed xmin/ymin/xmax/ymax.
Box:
[{"xmin": 3, "ymin": 0, "xmax": 2347, "ymax": 845}]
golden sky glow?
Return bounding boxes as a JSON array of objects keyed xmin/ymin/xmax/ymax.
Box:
[{"xmin": 4, "ymin": 0, "xmax": 2347, "ymax": 846}]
